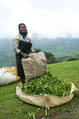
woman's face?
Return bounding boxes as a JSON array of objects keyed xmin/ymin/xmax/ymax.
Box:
[{"xmin": 19, "ymin": 24, "xmax": 28, "ymax": 34}]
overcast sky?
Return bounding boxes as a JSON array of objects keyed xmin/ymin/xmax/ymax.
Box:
[{"xmin": 0, "ymin": 0, "xmax": 79, "ymax": 38}]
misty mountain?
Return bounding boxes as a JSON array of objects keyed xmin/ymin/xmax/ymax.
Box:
[
  {"xmin": 0, "ymin": 36, "xmax": 79, "ymax": 66},
  {"xmin": 32, "ymin": 36, "xmax": 79, "ymax": 57},
  {"xmin": 0, "ymin": 38, "xmax": 15, "ymax": 66}
]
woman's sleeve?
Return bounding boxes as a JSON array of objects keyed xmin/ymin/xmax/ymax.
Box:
[{"xmin": 12, "ymin": 38, "xmax": 21, "ymax": 54}]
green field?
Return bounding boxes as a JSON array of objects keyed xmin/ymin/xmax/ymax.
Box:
[{"xmin": 0, "ymin": 60, "xmax": 79, "ymax": 119}]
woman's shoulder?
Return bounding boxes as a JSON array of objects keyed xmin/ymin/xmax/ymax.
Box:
[{"xmin": 13, "ymin": 34, "xmax": 23, "ymax": 40}]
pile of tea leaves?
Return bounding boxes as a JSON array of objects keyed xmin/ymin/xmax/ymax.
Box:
[{"xmin": 22, "ymin": 71, "xmax": 71, "ymax": 96}]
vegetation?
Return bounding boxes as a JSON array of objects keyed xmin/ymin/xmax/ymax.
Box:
[
  {"xmin": 66, "ymin": 57, "xmax": 79, "ymax": 61},
  {"xmin": 22, "ymin": 71, "xmax": 71, "ymax": 96},
  {"xmin": 0, "ymin": 60, "xmax": 79, "ymax": 119}
]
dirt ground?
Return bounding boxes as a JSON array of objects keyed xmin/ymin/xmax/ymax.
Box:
[
  {"xmin": 46, "ymin": 105, "xmax": 79, "ymax": 119},
  {"xmin": 37, "ymin": 103, "xmax": 79, "ymax": 119}
]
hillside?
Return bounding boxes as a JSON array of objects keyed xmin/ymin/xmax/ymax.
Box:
[
  {"xmin": 0, "ymin": 38, "xmax": 15, "ymax": 67},
  {"xmin": 0, "ymin": 60, "xmax": 79, "ymax": 119},
  {"xmin": 32, "ymin": 36, "xmax": 79, "ymax": 57},
  {"xmin": 0, "ymin": 36, "xmax": 79, "ymax": 66}
]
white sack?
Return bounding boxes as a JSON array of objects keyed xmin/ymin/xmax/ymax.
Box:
[{"xmin": 0, "ymin": 67, "xmax": 19, "ymax": 85}]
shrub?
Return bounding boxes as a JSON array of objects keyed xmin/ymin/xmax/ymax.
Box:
[{"xmin": 66, "ymin": 57, "xmax": 79, "ymax": 61}]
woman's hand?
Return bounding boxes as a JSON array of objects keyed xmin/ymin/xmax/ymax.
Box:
[{"xmin": 20, "ymin": 52, "xmax": 29, "ymax": 58}]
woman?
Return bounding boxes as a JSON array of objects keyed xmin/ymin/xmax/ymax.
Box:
[{"xmin": 13, "ymin": 23, "xmax": 34, "ymax": 84}]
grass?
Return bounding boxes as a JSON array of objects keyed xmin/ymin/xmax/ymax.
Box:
[
  {"xmin": 48, "ymin": 60, "xmax": 79, "ymax": 88},
  {"xmin": 0, "ymin": 60, "xmax": 79, "ymax": 119}
]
